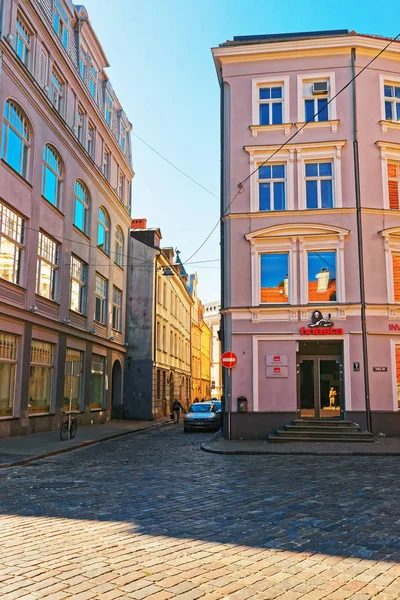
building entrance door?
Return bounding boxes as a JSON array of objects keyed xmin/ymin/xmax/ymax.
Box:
[{"xmin": 298, "ymin": 356, "xmax": 343, "ymax": 419}]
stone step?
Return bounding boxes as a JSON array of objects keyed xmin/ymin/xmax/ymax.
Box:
[
  {"xmin": 268, "ymin": 433, "xmax": 374, "ymax": 443},
  {"xmin": 293, "ymin": 419, "xmax": 355, "ymax": 427},
  {"xmin": 275, "ymin": 429, "xmax": 372, "ymax": 439},
  {"xmin": 286, "ymin": 424, "xmax": 363, "ymax": 433}
]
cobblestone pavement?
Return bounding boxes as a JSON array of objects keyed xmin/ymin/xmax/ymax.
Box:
[{"xmin": 2, "ymin": 425, "xmax": 400, "ymax": 599}]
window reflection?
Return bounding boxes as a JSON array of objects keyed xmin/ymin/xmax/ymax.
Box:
[
  {"xmin": 260, "ymin": 254, "xmax": 289, "ymax": 303},
  {"xmin": 308, "ymin": 251, "xmax": 336, "ymax": 302}
]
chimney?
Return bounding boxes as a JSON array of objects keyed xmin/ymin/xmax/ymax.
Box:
[
  {"xmin": 317, "ymin": 267, "xmax": 330, "ymax": 292},
  {"xmin": 131, "ymin": 218, "xmax": 147, "ymax": 229}
]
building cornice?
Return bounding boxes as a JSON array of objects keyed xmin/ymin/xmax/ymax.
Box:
[{"xmin": 222, "ymin": 208, "xmax": 356, "ymax": 221}]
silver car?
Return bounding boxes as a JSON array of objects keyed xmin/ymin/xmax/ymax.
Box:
[{"xmin": 184, "ymin": 402, "xmax": 221, "ymax": 433}]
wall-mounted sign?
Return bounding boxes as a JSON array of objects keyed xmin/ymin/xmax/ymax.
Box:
[
  {"xmin": 266, "ymin": 355, "xmax": 288, "ymax": 366},
  {"xmin": 300, "ymin": 327, "xmax": 344, "ymax": 336},
  {"xmin": 266, "ymin": 366, "xmax": 289, "ymax": 378},
  {"xmin": 300, "ymin": 310, "xmax": 343, "ymax": 335},
  {"xmin": 389, "ymin": 324, "xmax": 400, "ymax": 331},
  {"xmin": 353, "ymin": 362, "xmax": 360, "ymax": 372},
  {"xmin": 373, "ymin": 366, "xmax": 387, "ymax": 372}
]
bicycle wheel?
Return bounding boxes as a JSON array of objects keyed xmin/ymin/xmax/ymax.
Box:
[
  {"xmin": 60, "ymin": 421, "xmax": 69, "ymax": 441},
  {"xmin": 70, "ymin": 419, "xmax": 78, "ymax": 439}
]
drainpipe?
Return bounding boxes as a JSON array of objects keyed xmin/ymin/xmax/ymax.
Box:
[
  {"xmin": 0, "ymin": 0, "xmax": 6, "ymax": 39},
  {"xmin": 351, "ymin": 47, "xmax": 372, "ymax": 433}
]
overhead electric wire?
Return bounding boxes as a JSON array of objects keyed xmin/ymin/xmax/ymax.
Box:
[{"xmin": 183, "ymin": 32, "xmax": 400, "ymax": 265}]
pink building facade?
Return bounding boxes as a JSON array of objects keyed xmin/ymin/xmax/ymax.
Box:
[
  {"xmin": 0, "ymin": 0, "xmax": 133, "ymax": 437},
  {"xmin": 213, "ymin": 30, "xmax": 400, "ymax": 438}
]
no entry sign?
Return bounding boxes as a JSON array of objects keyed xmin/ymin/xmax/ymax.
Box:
[{"xmin": 221, "ymin": 351, "xmax": 237, "ymax": 369}]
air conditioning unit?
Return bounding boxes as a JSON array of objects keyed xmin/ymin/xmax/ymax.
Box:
[{"xmin": 312, "ymin": 81, "xmax": 328, "ymax": 95}]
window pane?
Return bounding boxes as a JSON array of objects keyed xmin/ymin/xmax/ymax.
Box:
[
  {"xmin": 319, "ymin": 162, "xmax": 332, "ymax": 177},
  {"xmin": 385, "ymin": 101, "xmax": 393, "ymax": 120},
  {"xmin": 271, "ymin": 87, "xmax": 282, "ymax": 99},
  {"xmin": 74, "ymin": 200, "xmax": 85, "ymax": 231},
  {"xmin": 38, "ymin": 261, "xmax": 52, "ymax": 299},
  {"xmin": 396, "ymin": 103, "xmax": 400, "ymax": 122},
  {"xmin": 393, "ymin": 255, "xmax": 400, "ymax": 302},
  {"xmin": 64, "ymin": 350, "xmax": 83, "ymax": 412},
  {"xmin": 0, "ymin": 237, "xmax": 19, "ymax": 283},
  {"xmin": 395, "ymin": 87, "xmax": 400, "ymax": 99},
  {"xmin": 258, "ymin": 165, "xmax": 271, "ymax": 179},
  {"xmin": 97, "ymin": 223, "xmax": 105, "ymax": 248},
  {"xmin": 306, "ymin": 163, "xmax": 318, "ymax": 177},
  {"xmin": 29, "ymin": 366, "xmax": 52, "ymax": 413},
  {"xmin": 385, "ymin": 85, "xmax": 393, "ymax": 98},
  {"xmin": 0, "ymin": 363, "xmax": 15, "ymax": 416},
  {"xmin": 306, "ymin": 181, "xmax": 318, "ymax": 209},
  {"xmin": 308, "ymin": 251, "xmax": 337, "ymax": 302},
  {"xmin": 91, "ymin": 354, "xmax": 105, "ymax": 409},
  {"xmin": 260, "ymin": 254, "xmax": 289, "ymax": 303},
  {"xmin": 305, "ymin": 99, "xmax": 315, "ymax": 122},
  {"xmin": 272, "ymin": 102, "xmax": 283, "ymax": 124},
  {"xmin": 43, "ymin": 167, "xmax": 57, "ymax": 205},
  {"xmin": 272, "ymin": 164, "xmax": 285, "ymax": 178},
  {"xmin": 70, "ymin": 280, "xmax": 81, "ymax": 312},
  {"xmin": 259, "ymin": 104, "xmax": 269, "ymax": 125},
  {"xmin": 6, "ymin": 128, "xmax": 23, "ymax": 174},
  {"xmin": 274, "ymin": 182, "xmax": 285, "ymax": 210},
  {"xmin": 317, "ymin": 98, "xmax": 328, "ymax": 121},
  {"xmin": 321, "ymin": 180, "xmax": 333, "ymax": 208},
  {"xmin": 259, "ymin": 87, "xmax": 270, "ymax": 100},
  {"xmin": 259, "ymin": 183, "xmax": 270, "ymax": 211}
]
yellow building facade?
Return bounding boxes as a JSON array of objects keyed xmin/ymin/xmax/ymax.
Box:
[{"xmin": 190, "ymin": 274, "xmax": 212, "ymax": 402}]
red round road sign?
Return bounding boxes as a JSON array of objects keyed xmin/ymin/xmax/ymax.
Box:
[{"xmin": 221, "ymin": 351, "xmax": 237, "ymax": 369}]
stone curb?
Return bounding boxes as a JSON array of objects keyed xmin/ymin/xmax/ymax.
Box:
[
  {"xmin": 0, "ymin": 420, "xmax": 175, "ymax": 469},
  {"xmin": 200, "ymin": 434, "xmax": 400, "ymax": 457}
]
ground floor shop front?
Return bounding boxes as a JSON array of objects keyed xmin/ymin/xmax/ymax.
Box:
[
  {"xmin": 0, "ymin": 316, "xmax": 125, "ymax": 438},
  {"xmin": 226, "ymin": 327, "xmax": 400, "ymax": 439}
]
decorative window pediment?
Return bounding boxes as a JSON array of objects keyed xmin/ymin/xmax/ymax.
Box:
[{"xmin": 245, "ymin": 222, "xmax": 349, "ymax": 243}]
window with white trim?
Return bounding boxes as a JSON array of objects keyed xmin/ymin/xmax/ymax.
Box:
[
  {"xmin": 258, "ymin": 85, "xmax": 283, "ymax": 125},
  {"xmin": 36, "ymin": 231, "xmax": 59, "ymax": 301},
  {"xmin": 307, "ymin": 251, "xmax": 337, "ymax": 303},
  {"xmin": 114, "ymin": 226, "xmax": 124, "ymax": 267},
  {"xmin": 260, "ymin": 253, "xmax": 289, "ymax": 304},
  {"xmin": 70, "ymin": 255, "xmax": 87, "ymax": 314},
  {"xmin": 53, "ymin": 0, "xmax": 68, "ymax": 49},
  {"xmin": 112, "ymin": 286, "xmax": 122, "ymax": 331},
  {"xmin": 103, "ymin": 147, "xmax": 111, "ymax": 180},
  {"xmin": 388, "ymin": 163, "xmax": 400, "ymax": 209},
  {"xmin": 0, "ymin": 200, "xmax": 24, "ymax": 285},
  {"xmin": 384, "ymin": 84, "xmax": 400, "ymax": 122},
  {"xmin": 50, "ymin": 69, "xmax": 63, "ymax": 113},
  {"xmin": 305, "ymin": 162, "xmax": 334, "ymax": 209},
  {"xmin": 0, "ymin": 332, "xmax": 18, "ymax": 416},
  {"xmin": 73, "ymin": 179, "xmax": 90, "ymax": 234},
  {"xmin": 79, "ymin": 47, "xmax": 86, "ymax": 81},
  {"xmin": 118, "ymin": 170, "xmax": 125, "ymax": 202},
  {"xmin": 1, "ymin": 100, "xmax": 30, "ymax": 178},
  {"xmin": 94, "ymin": 273, "xmax": 107, "ymax": 324},
  {"xmin": 258, "ymin": 164, "xmax": 286, "ymax": 211},
  {"xmin": 87, "ymin": 122, "xmax": 95, "ymax": 157},
  {"xmin": 42, "ymin": 144, "xmax": 63, "ymax": 208},
  {"xmin": 97, "ymin": 207, "xmax": 110, "ymax": 255},
  {"xmin": 15, "ymin": 14, "xmax": 31, "ymax": 67},
  {"xmin": 297, "ymin": 74, "xmax": 336, "ymax": 124},
  {"xmin": 76, "ymin": 105, "xmax": 85, "ymax": 144},
  {"xmin": 89, "ymin": 67, "xmax": 97, "ymax": 100},
  {"xmin": 104, "ymin": 90, "xmax": 112, "ymax": 126},
  {"xmin": 304, "ymin": 85, "xmax": 329, "ymax": 122}
]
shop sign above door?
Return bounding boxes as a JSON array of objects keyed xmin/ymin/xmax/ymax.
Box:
[{"xmin": 300, "ymin": 310, "xmax": 344, "ymax": 336}]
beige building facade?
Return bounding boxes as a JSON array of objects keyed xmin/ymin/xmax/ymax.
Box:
[
  {"xmin": 204, "ymin": 302, "xmax": 222, "ymax": 399},
  {"xmin": 0, "ymin": 0, "xmax": 133, "ymax": 437},
  {"xmin": 189, "ymin": 274, "xmax": 212, "ymax": 402}
]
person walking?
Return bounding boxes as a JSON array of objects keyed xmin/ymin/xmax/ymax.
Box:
[{"xmin": 171, "ymin": 399, "xmax": 184, "ymax": 423}]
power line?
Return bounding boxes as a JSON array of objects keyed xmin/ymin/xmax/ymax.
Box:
[{"xmin": 184, "ymin": 32, "xmax": 400, "ymax": 265}]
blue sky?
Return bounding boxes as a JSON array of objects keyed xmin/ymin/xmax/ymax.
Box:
[{"xmin": 83, "ymin": 0, "xmax": 399, "ymax": 301}]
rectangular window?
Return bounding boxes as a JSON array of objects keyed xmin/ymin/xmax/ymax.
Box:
[
  {"xmin": 384, "ymin": 84, "xmax": 400, "ymax": 121},
  {"xmin": 64, "ymin": 348, "xmax": 83, "ymax": 412},
  {"xmin": 260, "ymin": 253, "xmax": 289, "ymax": 303},
  {"xmin": 119, "ymin": 127, "xmax": 126, "ymax": 152},
  {"xmin": 304, "ymin": 82, "xmax": 329, "ymax": 122},
  {"xmin": 29, "ymin": 340, "xmax": 53, "ymax": 414},
  {"xmin": 89, "ymin": 67, "xmax": 97, "ymax": 100},
  {"xmin": 76, "ymin": 105, "xmax": 84, "ymax": 144},
  {"xmin": 0, "ymin": 201, "xmax": 24, "ymax": 285},
  {"xmin": 53, "ymin": 0, "xmax": 68, "ymax": 49},
  {"xmin": 112, "ymin": 286, "xmax": 122, "ymax": 331},
  {"xmin": 15, "ymin": 15, "xmax": 31, "ymax": 67},
  {"xmin": 104, "ymin": 91, "xmax": 112, "ymax": 126},
  {"xmin": 163, "ymin": 325, "xmax": 166, "ymax": 351},
  {"xmin": 95, "ymin": 273, "xmax": 107, "ymax": 324},
  {"xmin": 91, "ymin": 354, "xmax": 105, "ymax": 409},
  {"xmin": 118, "ymin": 171, "xmax": 125, "ymax": 201},
  {"xmin": 103, "ymin": 147, "xmax": 111, "ymax": 180},
  {"xmin": 156, "ymin": 368, "xmax": 161, "ymax": 398},
  {"xmin": 393, "ymin": 254, "xmax": 400, "ymax": 302},
  {"xmin": 39, "ymin": 49, "xmax": 49, "ymax": 88},
  {"xmin": 258, "ymin": 85, "xmax": 283, "ymax": 125},
  {"xmin": 305, "ymin": 162, "xmax": 333, "ymax": 209},
  {"xmin": 395, "ymin": 346, "xmax": 400, "ymax": 409},
  {"xmin": 50, "ymin": 70, "xmax": 63, "ymax": 113},
  {"xmin": 79, "ymin": 47, "xmax": 86, "ymax": 81},
  {"xmin": 0, "ymin": 333, "xmax": 17, "ymax": 416},
  {"xmin": 307, "ymin": 251, "xmax": 337, "ymax": 302},
  {"xmin": 70, "ymin": 255, "xmax": 86, "ymax": 314},
  {"xmin": 258, "ymin": 164, "xmax": 286, "ymax": 211},
  {"xmin": 36, "ymin": 232, "xmax": 58, "ymax": 301},
  {"xmin": 87, "ymin": 122, "xmax": 95, "ymax": 157},
  {"xmin": 388, "ymin": 163, "xmax": 400, "ymax": 209}
]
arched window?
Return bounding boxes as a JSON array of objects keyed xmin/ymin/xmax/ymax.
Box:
[
  {"xmin": 1, "ymin": 100, "xmax": 30, "ymax": 177},
  {"xmin": 114, "ymin": 226, "xmax": 124, "ymax": 267},
  {"xmin": 41, "ymin": 144, "xmax": 63, "ymax": 208},
  {"xmin": 97, "ymin": 207, "xmax": 110, "ymax": 255},
  {"xmin": 73, "ymin": 180, "xmax": 90, "ymax": 235}
]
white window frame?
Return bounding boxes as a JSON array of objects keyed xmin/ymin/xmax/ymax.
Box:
[
  {"xmin": 50, "ymin": 69, "xmax": 63, "ymax": 114},
  {"xmin": 0, "ymin": 200, "xmax": 25, "ymax": 286},
  {"xmin": 380, "ymin": 228, "xmax": 400, "ymax": 304},
  {"xmin": 70, "ymin": 255, "xmax": 87, "ymax": 314},
  {"xmin": 245, "ymin": 147, "xmax": 294, "ymax": 212},
  {"xmin": 15, "ymin": 14, "xmax": 31, "ymax": 68},
  {"xmin": 304, "ymin": 160, "xmax": 334, "ymax": 209},
  {"xmin": 245, "ymin": 224, "xmax": 349, "ymax": 307},
  {"xmin": 112, "ymin": 286, "xmax": 122, "ymax": 332},
  {"xmin": 36, "ymin": 231, "xmax": 59, "ymax": 301},
  {"xmin": 257, "ymin": 162, "xmax": 287, "ymax": 212},
  {"xmin": 297, "ymin": 142, "xmax": 344, "ymax": 210},
  {"xmin": 94, "ymin": 273, "xmax": 108, "ymax": 324},
  {"xmin": 79, "ymin": 46, "xmax": 87, "ymax": 81},
  {"xmin": 251, "ymin": 76, "xmax": 290, "ymax": 137},
  {"xmin": 297, "ymin": 72, "xmax": 337, "ymax": 127},
  {"xmin": 376, "ymin": 142, "xmax": 400, "ymax": 209},
  {"xmin": 380, "ymin": 75, "xmax": 400, "ymax": 130}
]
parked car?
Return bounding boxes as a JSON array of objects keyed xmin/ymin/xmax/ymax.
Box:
[
  {"xmin": 184, "ymin": 402, "xmax": 221, "ymax": 432},
  {"xmin": 212, "ymin": 400, "xmax": 222, "ymax": 414}
]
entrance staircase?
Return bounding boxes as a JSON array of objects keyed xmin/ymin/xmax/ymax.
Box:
[{"xmin": 268, "ymin": 419, "xmax": 374, "ymax": 443}]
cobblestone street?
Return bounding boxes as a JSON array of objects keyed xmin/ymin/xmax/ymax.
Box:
[{"xmin": 2, "ymin": 425, "xmax": 400, "ymax": 599}]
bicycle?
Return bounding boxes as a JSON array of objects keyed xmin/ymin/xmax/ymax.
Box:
[{"xmin": 60, "ymin": 412, "xmax": 78, "ymax": 441}]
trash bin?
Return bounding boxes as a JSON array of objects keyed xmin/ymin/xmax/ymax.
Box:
[{"xmin": 237, "ymin": 396, "xmax": 248, "ymax": 412}]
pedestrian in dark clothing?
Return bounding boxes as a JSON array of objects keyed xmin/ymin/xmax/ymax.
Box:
[{"xmin": 172, "ymin": 399, "xmax": 184, "ymax": 423}]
